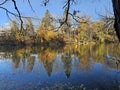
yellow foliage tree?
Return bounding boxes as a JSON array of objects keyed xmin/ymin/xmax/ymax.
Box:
[
  {"xmin": 77, "ymin": 17, "xmax": 92, "ymax": 43},
  {"xmin": 92, "ymin": 20, "xmax": 105, "ymax": 43},
  {"xmin": 37, "ymin": 10, "xmax": 57, "ymax": 42}
]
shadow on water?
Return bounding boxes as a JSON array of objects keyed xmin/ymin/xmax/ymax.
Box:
[{"xmin": 0, "ymin": 44, "xmax": 120, "ymax": 90}]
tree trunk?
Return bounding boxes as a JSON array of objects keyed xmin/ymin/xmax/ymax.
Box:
[{"xmin": 112, "ymin": 0, "xmax": 120, "ymax": 41}]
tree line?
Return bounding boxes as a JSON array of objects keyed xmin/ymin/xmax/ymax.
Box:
[
  {"xmin": 0, "ymin": 0, "xmax": 120, "ymax": 42},
  {"xmin": 0, "ymin": 9, "xmax": 118, "ymax": 46},
  {"xmin": 1, "ymin": 44, "xmax": 120, "ymax": 77}
]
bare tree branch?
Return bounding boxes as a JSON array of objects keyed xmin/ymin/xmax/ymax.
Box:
[
  {"xmin": 43, "ymin": 0, "xmax": 49, "ymax": 6},
  {"xmin": 0, "ymin": 0, "xmax": 9, "ymax": 5},
  {"xmin": 11, "ymin": 0, "xmax": 23, "ymax": 30},
  {"xmin": 27, "ymin": 0, "xmax": 35, "ymax": 12}
]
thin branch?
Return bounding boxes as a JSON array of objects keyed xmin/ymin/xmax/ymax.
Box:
[
  {"xmin": 6, "ymin": 11, "xmax": 13, "ymax": 21},
  {"xmin": 0, "ymin": 6, "xmax": 41, "ymax": 28},
  {"xmin": 0, "ymin": 0, "xmax": 9, "ymax": 5},
  {"xmin": 0, "ymin": 6, "xmax": 18, "ymax": 16},
  {"xmin": 27, "ymin": 0, "xmax": 35, "ymax": 12}
]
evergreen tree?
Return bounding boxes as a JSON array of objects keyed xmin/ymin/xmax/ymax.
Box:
[
  {"xmin": 37, "ymin": 10, "xmax": 56, "ymax": 42},
  {"xmin": 39, "ymin": 10, "xmax": 54, "ymax": 31}
]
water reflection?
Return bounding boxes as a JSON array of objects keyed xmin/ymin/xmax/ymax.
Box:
[
  {"xmin": 38, "ymin": 48, "xmax": 57, "ymax": 76},
  {"xmin": 0, "ymin": 44, "xmax": 120, "ymax": 90}
]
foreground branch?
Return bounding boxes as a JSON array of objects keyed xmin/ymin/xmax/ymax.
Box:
[{"xmin": 12, "ymin": 0, "xmax": 23, "ymax": 30}]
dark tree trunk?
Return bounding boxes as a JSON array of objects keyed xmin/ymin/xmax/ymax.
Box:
[{"xmin": 112, "ymin": 0, "xmax": 120, "ymax": 41}]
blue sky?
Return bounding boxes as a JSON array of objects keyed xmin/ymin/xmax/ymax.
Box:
[{"xmin": 0, "ymin": 0, "xmax": 113, "ymax": 27}]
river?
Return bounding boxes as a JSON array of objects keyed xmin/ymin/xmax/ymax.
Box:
[{"xmin": 0, "ymin": 44, "xmax": 120, "ymax": 90}]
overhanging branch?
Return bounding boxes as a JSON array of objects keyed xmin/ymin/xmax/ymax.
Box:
[{"xmin": 12, "ymin": 0, "xmax": 23, "ymax": 30}]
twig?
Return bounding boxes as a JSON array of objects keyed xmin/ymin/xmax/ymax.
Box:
[{"xmin": 0, "ymin": 0, "xmax": 9, "ymax": 5}]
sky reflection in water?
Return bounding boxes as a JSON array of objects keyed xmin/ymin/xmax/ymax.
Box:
[{"xmin": 0, "ymin": 44, "xmax": 120, "ymax": 90}]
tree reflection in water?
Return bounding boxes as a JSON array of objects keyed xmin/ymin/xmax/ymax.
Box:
[{"xmin": 0, "ymin": 44, "xmax": 120, "ymax": 89}]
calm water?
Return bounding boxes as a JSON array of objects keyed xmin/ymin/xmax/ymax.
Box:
[{"xmin": 0, "ymin": 44, "xmax": 120, "ymax": 90}]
